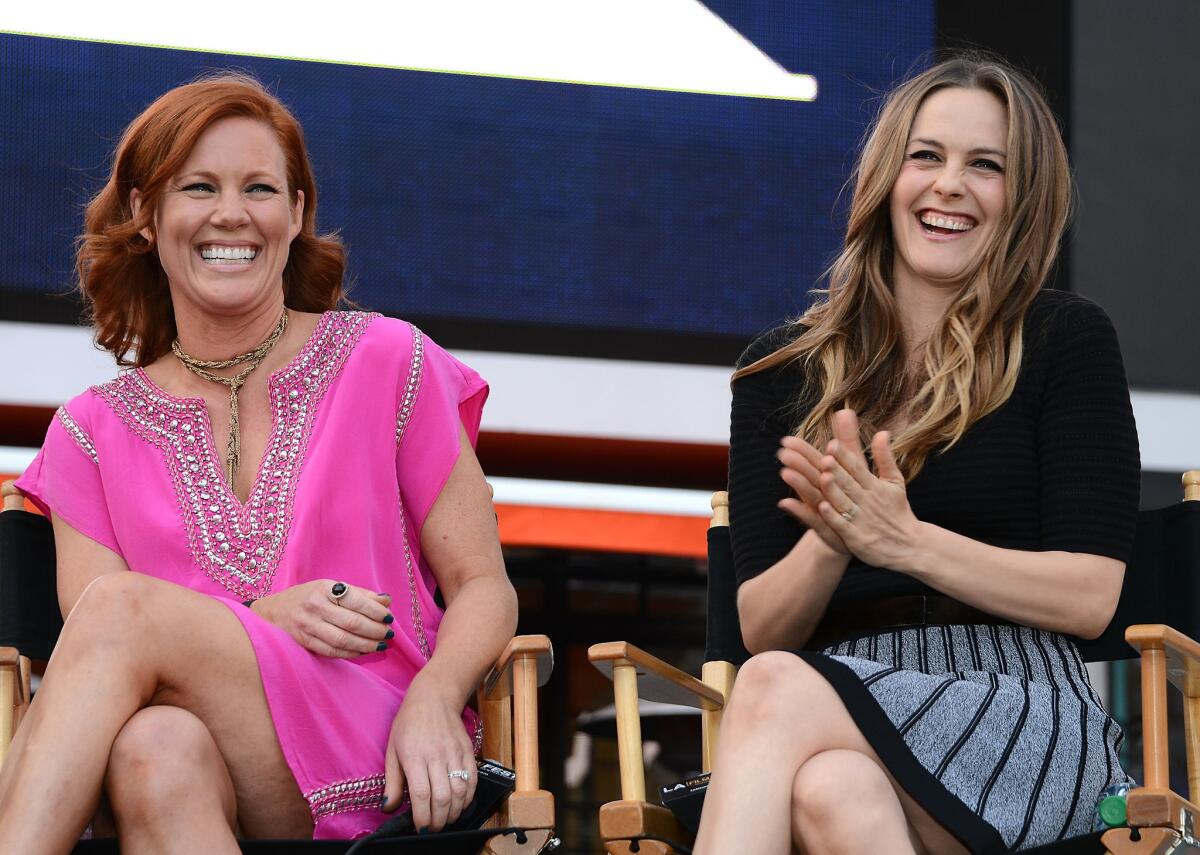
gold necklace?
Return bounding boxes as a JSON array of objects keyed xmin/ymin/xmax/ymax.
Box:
[{"xmin": 171, "ymin": 310, "xmax": 289, "ymax": 485}]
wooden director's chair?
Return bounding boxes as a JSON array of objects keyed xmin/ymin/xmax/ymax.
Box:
[
  {"xmin": 0, "ymin": 480, "xmax": 559, "ymax": 855},
  {"xmin": 589, "ymin": 474, "xmax": 1200, "ymax": 855}
]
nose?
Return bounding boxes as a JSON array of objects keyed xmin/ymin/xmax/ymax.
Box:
[
  {"xmin": 932, "ymin": 163, "xmax": 965, "ymax": 199},
  {"xmin": 209, "ymin": 190, "xmax": 250, "ymax": 229}
]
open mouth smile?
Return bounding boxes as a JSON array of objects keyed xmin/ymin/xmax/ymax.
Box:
[
  {"xmin": 198, "ymin": 244, "xmax": 259, "ymax": 265},
  {"xmin": 917, "ymin": 210, "xmax": 977, "ymax": 236}
]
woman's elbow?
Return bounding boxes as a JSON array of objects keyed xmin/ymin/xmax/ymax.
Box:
[{"xmin": 1072, "ymin": 561, "xmax": 1124, "ymax": 640}]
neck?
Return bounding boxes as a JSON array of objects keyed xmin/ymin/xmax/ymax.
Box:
[
  {"xmin": 172, "ymin": 298, "xmax": 288, "ymax": 364},
  {"xmin": 891, "ymin": 266, "xmax": 960, "ymax": 355}
]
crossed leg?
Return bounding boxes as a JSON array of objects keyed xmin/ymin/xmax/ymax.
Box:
[
  {"xmin": 0, "ymin": 572, "xmax": 314, "ymax": 854},
  {"xmin": 693, "ymin": 651, "xmax": 969, "ymax": 855}
]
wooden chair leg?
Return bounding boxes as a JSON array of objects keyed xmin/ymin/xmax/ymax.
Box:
[{"xmin": 1142, "ymin": 644, "xmax": 1171, "ymax": 790}]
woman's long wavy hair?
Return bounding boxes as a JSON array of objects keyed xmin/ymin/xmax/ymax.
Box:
[
  {"xmin": 736, "ymin": 54, "xmax": 1071, "ymax": 479},
  {"xmin": 77, "ymin": 72, "xmax": 347, "ymax": 367}
]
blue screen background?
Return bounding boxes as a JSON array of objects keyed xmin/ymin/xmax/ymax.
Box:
[{"xmin": 0, "ymin": 2, "xmax": 932, "ymax": 350}]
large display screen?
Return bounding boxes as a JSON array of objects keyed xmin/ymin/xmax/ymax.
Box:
[{"xmin": 1, "ymin": 2, "xmax": 933, "ymax": 363}]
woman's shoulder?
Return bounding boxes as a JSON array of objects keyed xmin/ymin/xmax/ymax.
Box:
[
  {"xmin": 1024, "ymin": 289, "xmax": 1117, "ymax": 341},
  {"xmin": 735, "ymin": 321, "xmax": 806, "ymax": 373}
]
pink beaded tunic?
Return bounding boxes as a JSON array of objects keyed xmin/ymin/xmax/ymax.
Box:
[{"xmin": 17, "ymin": 312, "xmax": 488, "ymax": 839}]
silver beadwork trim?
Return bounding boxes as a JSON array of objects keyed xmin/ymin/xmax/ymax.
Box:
[
  {"xmin": 55, "ymin": 406, "xmax": 99, "ymax": 465},
  {"xmin": 394, "ymin": 324, "xmax": 432, "ymax": 660},
  {"xmin": 305, "ymin": 772, "xmax": 386, "ymax": 822},
  {"xmin": 394, "ymin": 324, "xmax": 424, "ymax": 445},
  {"xmin": 93, "ymin": 312, "xmax": 379, "ymax": 599}
]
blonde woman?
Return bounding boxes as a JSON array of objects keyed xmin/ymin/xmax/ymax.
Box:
[{"xmin": 696, "ymin": 56, "xmax": 1139, "ymax": 853}]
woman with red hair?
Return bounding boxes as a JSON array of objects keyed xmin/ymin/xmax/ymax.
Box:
[{"xmin": 0, "ymin": 73, "xmax": 517, "ymax": 851}]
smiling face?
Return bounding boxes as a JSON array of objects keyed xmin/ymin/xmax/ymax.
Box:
[
  {"xmin": 138, "ymin": 115, "xmax": 304, "ymax": 319},
  {"xmin": 888, "ymin": 86, "xmax": 1008, "ymax": 295}
]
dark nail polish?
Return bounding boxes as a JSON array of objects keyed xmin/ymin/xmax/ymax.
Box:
[
  {"xmin": 385, "ymin": 629, "xmax": 395, "ymax": 639},
  {"xmin": 378, "ymin": 591, "xmax": 389, "ymax": 597},
  {"xmin": 417, "ymin": 828, "xmax": 429, "ymax": 836},
  {"xmin": 383, "ymin": 613, "xmax": 395, "ymax": 624},
  {"xmin": 376, "ymin": 641, "xmax": 388, "ymax": 652}
]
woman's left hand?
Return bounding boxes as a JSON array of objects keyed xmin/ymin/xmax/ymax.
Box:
[
  {"xmin": 815, "ymin": 409, "xmax": 924, "ymax": 571},
  {"xmin": 382, "ymin": 674, "xmax": 476, "ymax": 832}
]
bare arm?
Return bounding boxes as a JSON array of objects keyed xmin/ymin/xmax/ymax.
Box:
[
  {"xmin": 51, "ymin": 514, "xmax": 129, "ymax": 619},
  {"xmin": 737, "ymin": 530, "xmax": 850, "ymax": 653},
  {"xmin": 411, "ymin": 424, "xmax": 517, "ymax": 705},
  {"xmin": 383, "ymin": 425, "xmax": 518, "ymax": 830},
  {"xmin": 902, "ymin": 525, "xmax": 1122, "ymax": 639}
]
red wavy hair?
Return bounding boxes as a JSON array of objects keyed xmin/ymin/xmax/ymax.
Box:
[{"xmin": 77, "ymin": 72, "xmax": 346, "ymax": 366}]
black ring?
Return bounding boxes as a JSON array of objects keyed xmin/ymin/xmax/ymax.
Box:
[{"xmin": 331, "ymin": 582, "xmax": 348, "ymax": 599}]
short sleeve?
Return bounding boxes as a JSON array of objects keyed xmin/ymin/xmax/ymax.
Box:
[
  {"xmin": 1035, "ymin": 297, "xmax": 1140, "ymax": 560},
  {"xmin": 395, "ymin": 331, "xmax": 489, "ymax": 531},
  {"xmin": 728, "ymin": 327, "xmax": 808, "ymax": 586},
  {"xmin": 15, "ymin": 401, "xmax": 122, "ymax": 555}
]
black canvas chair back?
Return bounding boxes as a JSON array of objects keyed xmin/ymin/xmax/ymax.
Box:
[
  {"xmin": 0, "ymin": 506, "xmax": 61, "ymax": 660},
  {"xmin": 703, "ymin": 524, "xmax": 749, "ymax": 669},
  {"xmin": 1076, "ymin": 500, "xmax": 1200, "ymax": 663}
]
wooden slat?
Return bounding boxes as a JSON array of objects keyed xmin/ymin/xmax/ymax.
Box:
[
  {"xmin": 1188, "ymin": 695, "xmax": 1200, "ymax": 807},
  {"xmin": 1102, "ymin": 824, "xmax": 1198, "ymax": 853},
  {"xmin": 598, "ymin": 800, "xmax": 693, "ymax": 854},
  {"xmin": 1184, "ymin": 471, "xmax": 1200, "ymax": 502},
  {"xmin": 589, "ymin": 641, "xmax": 724, "ymax": 709},
  {"xmin": 512, "ymin": 654, "xmax": 539, "ymax": 793},
  {"xmin": 613, "ymin": 663, "xmax": 646, "ymax": 803},
  {"xmin": 700, "ymin": 660, "xmax": 736, "ymax": 772},
  {"xmin": 1125, "ymin": 786, "xmax": 1200, "ymax": 835},
  {"xmin": 483, "ymin": 634, "xmax": 553, "ymax": 701}
]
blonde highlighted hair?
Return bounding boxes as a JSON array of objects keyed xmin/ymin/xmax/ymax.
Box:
[{"xmin": 736, "ymin": 53, "xmax": 1071, "ymax": 479}]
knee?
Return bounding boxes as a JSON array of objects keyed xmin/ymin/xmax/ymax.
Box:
[
  {"xmin": 107, "ymin": 707, "xmax": 228, "ymax": 821},
  {"xmin": 726, "ymin": 651, "xmax": 813, "ymax": 726},
  {"xmin": 63, "ymin": 573, "xmax": 159, "ymax": 644},
  {"xmin": 791, "ymin": 750, "xmax": 894, "ymax": 830}
]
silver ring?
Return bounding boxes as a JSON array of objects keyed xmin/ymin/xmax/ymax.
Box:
[
  {"xmin": 840, "ymin": 508, "xmax": 856, "ymax": 522},
  {"xmin": 448, "ymin": 769, "xmax": 471, "ymax": 781},
  {"xmin": 330, "ymin": 582, "xmax": 348, "ymax": 601}
]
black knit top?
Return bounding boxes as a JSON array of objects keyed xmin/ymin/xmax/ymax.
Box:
[{"xmin": 728, "ymin": 289, "xmax": 1141, "ymax": 608}]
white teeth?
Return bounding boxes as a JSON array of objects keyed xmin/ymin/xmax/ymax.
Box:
[
  {"xmin": 920, "ymin": 213, "xmax": 974, "ymax": 232},
  {"xmin": 199, "ymin": 245, "xmax": 257, "ymax": 261}
]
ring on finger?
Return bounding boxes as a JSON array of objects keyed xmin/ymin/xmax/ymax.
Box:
[
  {"xmin": 448, "ymin": 769, "xmax": 471, "ymax": 781},
  {"xmin": 840, "ymin": 506, "xmax": 858, "ymax": 523},
  {"xmin": 330, "ymin": 581, "xmax": 348, "ymax": 603}
]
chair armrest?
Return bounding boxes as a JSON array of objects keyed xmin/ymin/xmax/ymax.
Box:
[
  {"xmin": 0, "ymin": 646, "xmax": 31, "ymax": 767},
  {"xmin": 588, "ymin": 641, "xmax": 724, "ymax": 710},
  {"xmin": 476, "ymin": 635, "xmax": 555, "ymax": 852},
  {"xmin": 482, "ymin": 634, "xmax": 553, "ymax": 701},
  {"xmin": 1123, "ymin": 624, "xmax": 1200, "ymax": 834},
  {"xmin": 588, "ymin": 641, "xmax": 726, "ymax": 806}
]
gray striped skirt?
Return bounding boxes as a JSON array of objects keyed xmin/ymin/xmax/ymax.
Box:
[{"xmin": 797, "ymin": 624, "xmax": 1128, "ymax": 852}]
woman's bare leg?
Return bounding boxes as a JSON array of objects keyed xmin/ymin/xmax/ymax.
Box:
[
  {"xmin": 790, "ymin": 750, "xmax": 923, "ymax": 855},
  {"xmin": 0, "ymin": 572, "xmax": 314, "ymax": 853},
  {"xmin": 693, "ymin": 651, "xmax": 967, "ymax": 855},
  {"xmin": 105, "ymin": 706, "xmax": 238, "ymax": 855}
]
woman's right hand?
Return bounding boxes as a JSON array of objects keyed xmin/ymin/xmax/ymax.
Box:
[
  {"xmin": 776, "ymin": 410, "xmax": 868, "ymax": 556},
  {"xmin": 777, "ymin": 435, "xmax": 850, "ymax": 555},
  {"xmin": 249, "ymin": 581, "xmax": 395, "ymax": 658}
]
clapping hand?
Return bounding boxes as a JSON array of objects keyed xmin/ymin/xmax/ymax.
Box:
[{"xmin": 778, "ymin": 409, "xmax": 922, "ymax": 570}]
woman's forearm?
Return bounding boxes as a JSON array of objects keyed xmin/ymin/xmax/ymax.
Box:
[
  {"xmin": 901, "ymin": 522, "xmax": 1124, "ymax": 638},
  {"xmin": 410, "ymin": 572, "xmax": 519, "ymax": 706},
  {"xmin": 737, "ymin": 530, "xmax": 851, "ymax": 653}
]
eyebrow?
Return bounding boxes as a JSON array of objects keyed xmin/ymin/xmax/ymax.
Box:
[
  {"xmin": 175, "ymin": 169, "xmax": 283, "ymax": 182},
  {"xmin": 909, "ymin": 138, "xmax": 1007, "ymax": 158}
]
